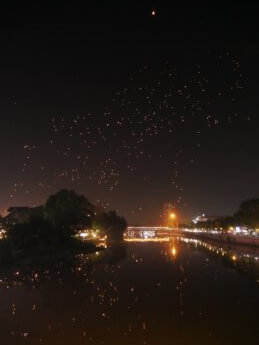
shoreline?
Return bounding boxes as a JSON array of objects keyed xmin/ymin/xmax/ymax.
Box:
[{"xmin": 180, "ymin": 231, "xmax": 259, "ymax": 247}]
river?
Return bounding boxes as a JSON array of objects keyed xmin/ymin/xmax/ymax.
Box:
[{"xmin": 0, "ymin": 235, "xmax": 258, "ymax": 345}]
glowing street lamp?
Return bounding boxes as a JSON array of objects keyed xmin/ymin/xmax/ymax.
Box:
[
  {"xmin": 168, "ymin": 212, "xmax": 178, "ymax": 229},
  {"xmin": 169, "ymin": 212, "xmax": 176, "ymax": 220}
]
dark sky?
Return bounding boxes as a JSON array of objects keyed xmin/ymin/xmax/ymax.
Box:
[{"xmin": 0, "ymin": 3, "xmax": 259, "ymax": 224}]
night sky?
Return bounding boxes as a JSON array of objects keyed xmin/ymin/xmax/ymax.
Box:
[{"xmin": 1, "ymin": 3, "xmax": 259, "ymax": 224}]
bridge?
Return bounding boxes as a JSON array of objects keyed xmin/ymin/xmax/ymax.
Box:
[
  {"xmin": 125, "ymin": 226, "xmax": 180, "ymax": 241},
  {"xmin": 127, "ymin": 226, "xmax": 173, "ymax": 231}
]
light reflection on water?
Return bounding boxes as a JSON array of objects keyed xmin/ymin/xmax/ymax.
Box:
[
  {"xmin": 0, "ymin": 235, "xmax": 258, "ymax": 345},
  {"xmin": 178, "ymin": 236, "xmax": 259, "ymax": 264}
]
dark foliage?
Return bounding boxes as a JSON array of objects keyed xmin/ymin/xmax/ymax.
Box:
[
  {"xmin": 234, "ymin": 199, "xmax": 259, "ymax": 229},
  {"xmin": 93, "ymin": 211, "xmax": 127, "ymax": 241},
  {"xmin": 0, "ymin": 190, "xmax": 127, "ymax": 265},
  {"xmin": 45, "ymin": 189, "xmax": 94, "ymax": 236},
  {"xmin": 190, "ymin": 198, "xmax": 259, "ymax": 231}
]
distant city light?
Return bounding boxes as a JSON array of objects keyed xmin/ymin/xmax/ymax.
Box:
[
  {"xmin": 79, "ymin": 232, "xmax": 88, "ymax": 238},
  {"xmin": 0, "ymin": 229, "xmax": 6, "ymax": 239}
]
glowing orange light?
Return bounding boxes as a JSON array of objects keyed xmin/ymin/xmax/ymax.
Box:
[
  {"xmin": 169, "ymin": 212, "xmax": 176, "ymax": 219},
  {"xmin": 171, "ymin": 246, "xmax": 177, "ymax": 256}
]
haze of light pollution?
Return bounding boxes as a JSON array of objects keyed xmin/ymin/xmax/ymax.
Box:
[{"xmin": 0, "ymin": 4, "xmax": 258, "ymax": 224}]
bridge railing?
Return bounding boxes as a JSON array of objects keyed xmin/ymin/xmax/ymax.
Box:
[{"xmin": 127, "ymin": 226, "xmax": 173, "ymax": 231}]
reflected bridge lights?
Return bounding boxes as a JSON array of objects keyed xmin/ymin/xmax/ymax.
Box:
[
  {"xmin": 171, "ymin": 246, "xmax": 177, "ymax": 257},
  {"xmin": 168, "ymin": 244, "xmax": 178, "ymax": 258}
]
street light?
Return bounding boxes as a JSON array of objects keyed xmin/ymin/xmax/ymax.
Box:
[
  {"xmin": 168, "ymin": 212, "xmax": 178, "ymax": 229},
  {"xmin": 169, "ymin": 212, "xmax": 176, "ymax": 220}
]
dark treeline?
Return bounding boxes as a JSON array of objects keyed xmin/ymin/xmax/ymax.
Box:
[
  {"xmin": 0, "ymin": 189, "xmax": 127, "ymax": 263},
  {"xmin": 186, "ymin": 199, "xmax": 259, "ymax": 232}
]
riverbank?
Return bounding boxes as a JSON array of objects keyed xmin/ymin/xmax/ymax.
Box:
[{"xmin": 181, "ymin": 230, "xmax": 259, "ymax": 247}]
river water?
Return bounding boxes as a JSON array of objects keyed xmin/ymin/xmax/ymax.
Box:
[{"xmin": 0, "ymin": 235, "xmax": 258, "ymax": 345}]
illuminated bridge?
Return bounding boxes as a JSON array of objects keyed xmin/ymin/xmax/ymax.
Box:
[{"xmin": 125, "ymin": 226, "xmax": 180, "ymax": 242}]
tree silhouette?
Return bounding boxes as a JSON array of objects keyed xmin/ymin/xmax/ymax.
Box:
[
  {"xmin": 234, "ymin": 199, "xmax": 259, "ymax": 229},
  {"xmin": 93, "ymin": 211, "xmax": 127, "ymax": 241},
  {"xmin": 45, "ymin": 189, "xmax": 94, "ymax": 239}
]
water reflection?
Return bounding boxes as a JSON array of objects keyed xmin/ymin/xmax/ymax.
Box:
[
  {"xmin": 0, "ymin": 245, "xmax": 128, "ymax": 289},
  {"xmin": 0, "ymin": 235, "xmax": 258, "ymax": 344},
  {"xmin": 179, "ymin": 236, "xmax": 259, "ymax": 262},
  {"xmin": 171, "ymin": 245, "xmax": 177, "ymax": 257},
  {"xmin": 125, "ymin": 229, "xmax": 259, "ymax": 279},
  {"xmin": 178, "ymin": 236, "xmax": 259, "ymax": 279}
]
